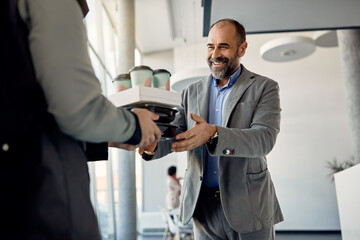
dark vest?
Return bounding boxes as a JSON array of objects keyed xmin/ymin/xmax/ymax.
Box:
[
  {"xmin": 0, "ymin": 1, "xmax": 104, "ymax": 239},
  {"xmin": 0, "ymin": 0, "xmax": 55, "ymax": 236}
]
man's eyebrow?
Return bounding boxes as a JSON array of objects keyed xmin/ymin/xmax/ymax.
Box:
[
  {"xmin": 218, "ymin": 43, "xmax": 230, "ymax": 47},
  {"xmin": 207, "ymin": 43, "xmax": 230, "ymax": 47}
]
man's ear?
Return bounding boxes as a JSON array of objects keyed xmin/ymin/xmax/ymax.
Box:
[{"xmin": 238, "ymin": 41, "xmax": 248, "ymax": 57}]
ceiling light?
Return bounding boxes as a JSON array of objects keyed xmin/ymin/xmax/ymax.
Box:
[
  {"xmin": 260, "ymin": 36, "xmax": 316, "ymax": 62},
  {"xmin": 170, "ymin": 68, "xmax": 210, "ymax": 92}
]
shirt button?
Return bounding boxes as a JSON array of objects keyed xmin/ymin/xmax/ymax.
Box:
[
  {"xmin": 213, "ymin": 171, "xmax": 217, "ymax": 175},
  {"xmin": 2, "ymin": 143, "xmax": 9, "ymax": 152},
  {"xmin": 216, "ymin": 109, "xmax": 219, "ymax": 112}
]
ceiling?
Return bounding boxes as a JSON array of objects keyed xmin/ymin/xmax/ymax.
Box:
[
  {"xmin": 103, "ymin": 0, "xmax": 360, "ymax": 54},
  {"xmin": 207, "ymin": 0, "xmax": 360, "ymax": 35},
  {"xmin": 134, "ymin": 0, "xmax": 206, "ymax": 54},
  {"xmin": 102, "ymin": 0, "xmax": 206, "ymax": 54}
]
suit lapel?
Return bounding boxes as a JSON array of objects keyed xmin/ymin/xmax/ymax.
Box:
[
  {"xmin": 195, "ymin": 76, "xmax": 211, "ymax": 174},
  {"xmin": 223, "ymin": 66, "xmax": 256, "ymax": 127},
  {"xmin": 196, "ymin": 76, "xmax": 212, "ymax": 120}
]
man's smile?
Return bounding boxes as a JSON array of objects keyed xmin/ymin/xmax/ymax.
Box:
[
  {"xmin": 212, "ymin": 61, "xmax": 225, "ymax": 67},
  {"xmin": 209, "ymin": 57, "xmax": 229, "ymax": 69}
]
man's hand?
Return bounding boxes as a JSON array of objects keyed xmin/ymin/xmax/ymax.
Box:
[
  {"xmin": 138, "ymin": 141, "xmax": 158, "ymax": 155},
  {"xmin": 171, "ymin": 113, "xmax": 217, "ymax": 152},
  {"xmin": 131, "ymin": 108, "xmax": 162, "ymax": 148}
]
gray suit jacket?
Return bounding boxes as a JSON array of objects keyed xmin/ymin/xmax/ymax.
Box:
[{"xmin": 150, "ymin": 65, "xmax": 284, "ymax": 233}]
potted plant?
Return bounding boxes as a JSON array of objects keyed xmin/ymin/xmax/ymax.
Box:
[{"xmin": 326, "ymin": 156, "xmax": 356, "ymax": 182}]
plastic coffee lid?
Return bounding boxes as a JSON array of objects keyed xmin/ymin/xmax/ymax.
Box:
[
  {"xmin": 113, "ymin": 73, "xmax": 131, "ymax": 82},
  {"xmin": 153, "ymin": 69, "xmax": 171, "ymax": 76},
  {"xmin": 129, "ymin": 65, "xmax": 153, "ymax": 73}
]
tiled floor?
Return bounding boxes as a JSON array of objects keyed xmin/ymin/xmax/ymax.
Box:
[{"xmin": 137, "ymin": 231, "xmax": 342, "ymax": 240}]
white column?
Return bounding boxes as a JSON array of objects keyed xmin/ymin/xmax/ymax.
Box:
[
  {"xmin": 114, "ymin": 1, "xmax": 136, "ymax": 239},
  {"xmin": 337, "ymin": 29, "xmax": 360, "ymax": 163},
  {"xmin": 116, "ymin": 0, "xmax": 135, "ymax": 73},
  {"xmin": 115, "ymin": 149, "xmax": 136, "ymax": 240}
]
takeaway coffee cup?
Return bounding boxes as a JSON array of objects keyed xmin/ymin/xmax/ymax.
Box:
[
  {"xmin": 113, "ymin": 73, "xmax": 132, "ymax": 92},
  {"xmin": 129, "ymin": 65, "xmax": 153, "ymax": 87},
  {"xmin": 152, "ymin": 69, "xmax": 171, "ymax": 91}
]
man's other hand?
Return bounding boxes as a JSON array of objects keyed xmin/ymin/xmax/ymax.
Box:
[{"xmin": 171, "ymin": 113, "xmax": 217, "ymax": 152}]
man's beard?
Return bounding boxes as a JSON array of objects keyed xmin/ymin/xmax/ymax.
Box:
[{"xmin": 207, "ymin": 50, "xmax": 239, "ymax": 80}]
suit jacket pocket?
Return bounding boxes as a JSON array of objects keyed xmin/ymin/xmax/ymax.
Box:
[{"xmin": 246, "ymin": 169, "xmax": 276, "ymax": 221}]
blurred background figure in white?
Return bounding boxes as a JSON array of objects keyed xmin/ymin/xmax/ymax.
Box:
[{"xmin": 166, "ymin": 166, "xmax": 181, "ymax": 211}]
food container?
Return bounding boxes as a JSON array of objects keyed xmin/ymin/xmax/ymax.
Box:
[
  {"xmin": 127, "ymin": 103, "xmax": 179, "ymax": 139},
  {"xmin": 135, "ymin": 104, "xmax": 177, "ymax": 123},
  {"xmin": 156, "ymin": 123, "xmax": 179, "ymax": 139}
]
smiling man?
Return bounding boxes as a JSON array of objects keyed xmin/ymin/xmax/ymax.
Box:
[
  {"xmin": 206, "ymin": 21, "xmax": 246, "ymax": 88},
  {"xmin": 141, "ymin": 18, "xmax": 284, "ymax": 240}
]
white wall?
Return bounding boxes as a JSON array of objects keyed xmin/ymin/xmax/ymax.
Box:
[
  {"xmin": 243, "ymin": 31, "xmax": 353, "ymax": 230},
  {"xmin": 142, "ymin": 49, "xmax": 175, "ymax": 75},
  {"xmin": 140, "ymin": 30, "xmax": 355, "ymax": 230},
  {"xmin": 142, "ymin": 153, "xmax": 177, "ymax": 212},
  {"xmin": 173, "ymin": 41, "xmax": 208, "ymax": 72}
]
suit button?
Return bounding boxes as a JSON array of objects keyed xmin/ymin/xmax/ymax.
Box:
[
  {"xmin": 200, "ymin": 176, "xmax": 203, "ymax": 181},
  {"xmin": 2, "ymin": 143, "xmax": 9, "ymax": 152}
]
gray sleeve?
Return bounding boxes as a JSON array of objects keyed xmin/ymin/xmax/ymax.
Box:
[
  {"xmin": 207, "ymin": 80, "xmax": 281, "ymax": 158},
  {"xmin": 18, "ymin": 0, "xmax": 136, "ymax": 143}
]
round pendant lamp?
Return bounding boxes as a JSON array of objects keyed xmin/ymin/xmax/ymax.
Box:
[
  {"xmin": 260, "ymin": 36, "xmax": 316, "ymax": 62},
  {"xmin": 170, "ymin": 68, "xmax": 210, "ymax": 92}
]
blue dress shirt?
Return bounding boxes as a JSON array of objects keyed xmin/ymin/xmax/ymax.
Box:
[{"xmin": 203, "ymin": 66, "xmax": 242, "ymax": 188}]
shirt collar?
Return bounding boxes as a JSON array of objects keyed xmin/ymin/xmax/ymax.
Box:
[{"xmin": 212, "ymin": 65, "xmax": 242, "ymax": 88}]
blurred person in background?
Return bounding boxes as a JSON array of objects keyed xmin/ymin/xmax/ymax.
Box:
[{"xmin": 166, "ymin": 166, "xmax": 182, "ymax": 210}]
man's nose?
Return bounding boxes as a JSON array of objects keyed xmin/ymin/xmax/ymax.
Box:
[{"xmin": 211, "ymin": 48, "xmax": 221, "ymax": 59}]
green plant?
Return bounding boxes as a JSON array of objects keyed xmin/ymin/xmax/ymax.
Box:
[{"xmin": 326, "ymin": 156, "xmax": 356, "ymax": 182}]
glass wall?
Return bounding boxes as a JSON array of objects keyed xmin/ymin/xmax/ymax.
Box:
[{"xmin": 84, "ymin": 1, "xmax": 141, "ymax": 239}]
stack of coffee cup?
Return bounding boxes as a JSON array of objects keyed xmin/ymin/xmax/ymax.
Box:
[
  {"xmin": 152, "ymin": 69, "xmax": 171, "ymax": 91},
  {"xmin": 129, "ymin": 65, "xmax": 153, "ymax": 88},
  {"xmin": 113, "ymin": 66, "xmax": 172, "ymax": 92},
  {"xmin": 112, "ymin": 73, "xmax": 132, "ymax": 92}
]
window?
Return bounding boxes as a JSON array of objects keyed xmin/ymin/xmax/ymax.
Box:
[
  {"xmin": 84, "ymin": 1, "xmax": 117, "ymax": 239},
  {"xmin": 84, "ymin": 2, "xmax": 143, "ymax": 239}
]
